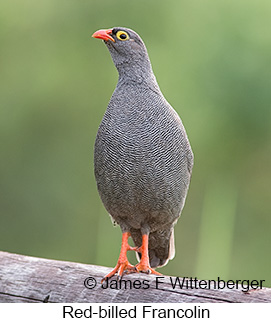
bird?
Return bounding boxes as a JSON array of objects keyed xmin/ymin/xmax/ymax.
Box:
[{"xmin": 92, "ymin": 27, "xmax": 193, "ymax": 281}]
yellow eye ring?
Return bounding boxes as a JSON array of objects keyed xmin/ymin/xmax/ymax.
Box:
[{"xmin": 116, "ymin": 30, "xmax": 129, "ymax": 41}]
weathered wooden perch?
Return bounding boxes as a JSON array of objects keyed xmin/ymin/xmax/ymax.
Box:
[{"xmin": 0, "ymin": 251, "xmax": 270, "ymax": 303}]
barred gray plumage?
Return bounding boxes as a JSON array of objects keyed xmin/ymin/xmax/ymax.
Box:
[{"xmin": 92, "ymin": 27, "xmax": 193, "ymax": 278}]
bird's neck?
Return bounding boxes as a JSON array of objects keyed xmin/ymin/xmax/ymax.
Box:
[{"xmin": 116, "ymin": 59, "xmax": 160, "ymax": 90}]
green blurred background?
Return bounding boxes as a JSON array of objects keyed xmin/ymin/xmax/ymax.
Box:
[{"xmin": 1, "ymin": 0, "xmax": 270, "ymax": 287}]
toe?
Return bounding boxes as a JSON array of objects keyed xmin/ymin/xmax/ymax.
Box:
[
  {"xmin": 102, "ymin": 260, "xmax": 135, "ymax": 282},
  {"xmin": 135, "ymin": 264, "xmax": 161, "ymax": 275}
]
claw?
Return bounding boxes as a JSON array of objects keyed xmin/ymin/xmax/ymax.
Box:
[{"xmin": 136, "ymin": 263, "xmax": 162, "ymax": 276}]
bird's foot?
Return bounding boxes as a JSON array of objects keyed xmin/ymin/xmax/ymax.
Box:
[
  {"xmin": 101, "ymin": 232, "xmax": 137, "ymax": 283},
  {"xmin": 134, "ymin": 234, "xmax": 162, "ymax": 276},
  {"xmin": 101, "ymin": 260, "xmax": 136, "ymax": 283}
]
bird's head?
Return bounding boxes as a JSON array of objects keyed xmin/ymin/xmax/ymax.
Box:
[{"xmin": 92, "ymin": 27, "xmax": 150, "ymax": 73}]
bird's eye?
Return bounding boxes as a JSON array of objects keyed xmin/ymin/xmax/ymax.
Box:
[{"xmin": 116, "ymin": 31, "xmax": 129, "ymax": 41}]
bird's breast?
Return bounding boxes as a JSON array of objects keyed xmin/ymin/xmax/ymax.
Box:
[{"xmin": 94, "ymin": 85, "xmax": 193, "ymax": 228}]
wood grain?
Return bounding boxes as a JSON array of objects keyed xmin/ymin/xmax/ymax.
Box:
[{"xmin": 0, "ymin": 251, "xmax": 270, "ymax": 303}]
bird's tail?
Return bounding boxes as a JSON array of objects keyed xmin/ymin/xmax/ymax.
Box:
[{"xmin": 132, "ymin": 228, "xmax": 175, "ymax": 268}]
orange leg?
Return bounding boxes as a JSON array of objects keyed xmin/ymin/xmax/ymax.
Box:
[
  {"xmin": 102, "ymin": 232, "xmax": 136, "ymax": 282},
  {"xmin": 135, "ymin": 234, "xmax": 162, "ymax": 275}
]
